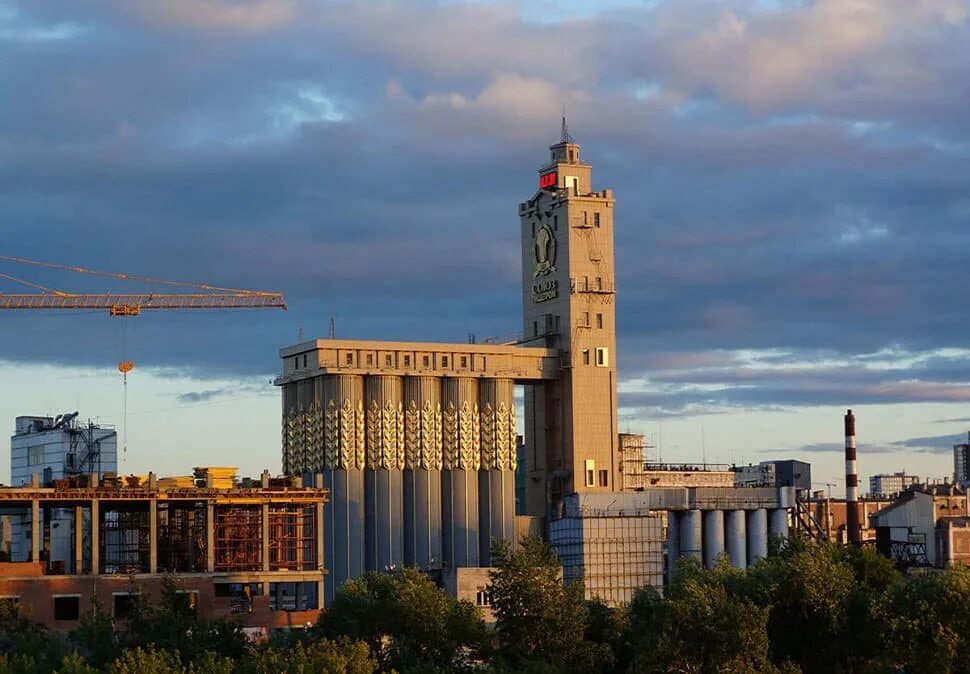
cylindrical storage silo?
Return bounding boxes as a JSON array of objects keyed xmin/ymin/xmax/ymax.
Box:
[
  {"xmin": 477, "ymin": 378, "xmax": 517, "ymax": 565},
  {"xmin": 680, "ymin": 509, "xmax": 702, "ymax": 561},
  {"xmin": 441, "ymin": 377, "xmax": 481, "ymax": 568},
  {"xmin": 666, "ymin": 511, "xmax": 681, "ymax": 585},
  {"xmin": 769, "ymin": 508, "xmax": 789, "ymax": 541},
  {"xmin": 320, "ymin": 374, "xmax": 365, "ymax": 604},
  {"xmin": 747, "ymin": 508, "xmax": 768, "ymax": 565},
  {"xmin": 364, "ymin": 375, "xmax": 404, "ymax": 572},
  {"xmin": 402, "ymin": 376, "xmax": 442, "ymax": 570},
  {"xmin": 703, "ymin": 510, "xmax": 725, "ymax": 569},
  {"xmin": 725, "ymin": 510, "xmax": 747, "ymax": 570}
]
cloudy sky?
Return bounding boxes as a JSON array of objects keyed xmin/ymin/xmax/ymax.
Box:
[{"xmin": 2, "ymin": 0, "xmax": 969, "ymax": 491}]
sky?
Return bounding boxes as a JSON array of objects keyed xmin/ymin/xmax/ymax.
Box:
[{"xmin": 2, "ymin": 0, "xmax": 969, "ymax": 492}]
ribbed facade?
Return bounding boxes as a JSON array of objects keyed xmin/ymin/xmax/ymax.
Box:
[{"xmin": 281, "ymin": 373, "xmax": 517, "ymax": 603}]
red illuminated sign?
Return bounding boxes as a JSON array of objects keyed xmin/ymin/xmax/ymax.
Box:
[{"xmin": 539, "ymin": 171, "xmax": 557, "ymax": 190}]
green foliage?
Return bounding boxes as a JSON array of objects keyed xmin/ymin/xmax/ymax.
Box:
[
  {"xmin": 0, "ymin": 599, "xmax": 64, "ymax": 672},
  {"xmin": 629, "ymin": 559, "xmax": 779, "ymax": 674},
  {"xmin": 8, "ymin": 537, "xmax": 970, "ymax": 674},
  {"xmin": 70, "ymin": 600, "xmax": 119, "ymax": 669},
  {"xmin": 240, "ymin": 639, "xmax": 378, "ymax": 674},
  {"xmin": 888, "ymin": 565, "xmax": 970, "ymax": 674},
  {"xmin": 319, "ymin": 566, "xmax": 487, "ymax": 672},
  {"xmin": 489, "ymin": 536, "xmax": 609, "ymax": 673},
  {"xmin": 105, "ymin": 648, "xmax": 182, "ymax": 674}
]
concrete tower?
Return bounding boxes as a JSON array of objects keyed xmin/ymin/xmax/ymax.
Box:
[{"xmin": 519, "ymin": 122, "xmax": 619, "ymax": 518}]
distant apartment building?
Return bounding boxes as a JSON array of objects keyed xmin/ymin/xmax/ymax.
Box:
[
  {"xmin": 869, "ymin": 472, "xmax": 921, "ymax": 498},
  {"xmin": 955, "ymin": 436, "xmax": 970, "ymax": 486}
]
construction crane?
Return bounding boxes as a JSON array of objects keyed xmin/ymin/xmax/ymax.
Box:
[
  {"xmin": 0, "ymin": 254, "xmax": 286, "ymax": 315},
  {"xmin": 0, "ymin": 253, "xmax": 287, "ymax": 467}
]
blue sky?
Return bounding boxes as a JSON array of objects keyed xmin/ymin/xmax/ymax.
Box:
[{"xmin": 2, "ymin": 0, "xmax": 969, "ymax": 492}]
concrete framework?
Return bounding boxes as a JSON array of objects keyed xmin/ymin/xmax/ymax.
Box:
[
  {"xmin": 276, "ymin": 340, "xmax": 555, "ymax": 601},
  {"xmin": 0, "ymin": 476, "xmax": 327, "ymax": 632}
]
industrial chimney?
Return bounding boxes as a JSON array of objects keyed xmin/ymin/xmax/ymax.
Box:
[{"xmin": 844, "ymin": 409, "xmax": 861, "ymax": 546}]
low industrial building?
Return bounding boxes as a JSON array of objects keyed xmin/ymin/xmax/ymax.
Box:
[
  {"xmin": 871, "ymin": 483, "xmax": 969, "ymax": 568},
  {"xmin": 803, "ymin": 493, "xmax": 892, "ymax": 545},
  {"xmin": 548, "ymin": 486, "xmax": 795, "ymax": 605},
  {"xmin": 0, "ymin": 468, "xmax": 327, "ymax": 635}
]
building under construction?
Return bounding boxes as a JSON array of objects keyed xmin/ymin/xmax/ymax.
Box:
[{"xmin": 0, "ymin": 468, "xmax": 327, "ymax": 634}]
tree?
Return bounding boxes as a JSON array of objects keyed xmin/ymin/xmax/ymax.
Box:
[
  {"xmin": 0, "ymin": 598, "xmax": 63, "ymax": 672},
  {"xmin": 628, "ymin": 559, "xmax": 780, "ymax": 674},
  {"xmin": 319, "ymin": 567, "xmax": 488, "ymax": 672},
  {"xmin": 70, "ymin": 599, "xmax": 120, "ymax": 669},
  {"xmin": 889, "ymin": 565, "xmax": 970, "ymax": 673},
  {"xmin": 240, "ymin": 639, "xmax": 378, "ymax": 674},
  {"xmin": 488, "ymin": 536, "xmax": 607, "ymax": 673}
]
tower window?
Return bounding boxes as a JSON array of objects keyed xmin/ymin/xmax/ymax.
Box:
[
  {"xmin": 461, "ymin": 356, "xmax": 468, "ymax": 368},
  {"xmin": 596, "ymin": 348, "xmax": 609, "ymax": 367},
  {"xmin": 404, "ymin": 355, "xmax": 411, "ymax": 367},
  {"xmin": 366, "ymin": 354, "xmax": 373, "ymax": 366},
  {"xmin": 534, "ymin": 320, "xmax": 538, "ymax": 336},
  {"xmin": 582, "ymin": 350, "xmax": 590, "ymax": 366},
  {"xmin": 423, "ymin": 355, "xmax": 430, "ymax": 367},
  {"xmin": 583, "ymin": 311, "xmax": 590, "ymax": 327},
  {"xmin": 293, "ymin": 357, "xmax": 298, "ymax": 370},
  {"xmin": 594, "ymin": 212, "xmax": 601, "ymax": 228},
  {"xmin": 585, "ymin": 460, "xmax": 595, "ymax": 487},
  {"xmin": 553, "ymin": 215, "xmax": 558, "ymax": 229},
  {"xmin": 345, "ymin": 353, "xmax": 353, "ymax": 366},
  {"xmin": 596, "ymin": 313, "xmax": 603, "ymax": 329},
  {"xmin": 302, "ymin": 354, "xmax": 307, "ymax": 368},
  {"xmin": 386, "ymin": 354, "xmax": 393, "ymax": 367},
  {"xmin": 596, "ymin": 277, "xmax": 602, "ymax": 290},
  {"xmin": 599, "ymin": 470, "xmax": 609, "ymax": 487},
  {"xmin": 441, "ymin": 356, "xmax": 449, "ymax": 368}
]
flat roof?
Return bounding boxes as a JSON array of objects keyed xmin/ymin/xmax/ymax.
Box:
[{"xmin": 277, "ymin": 338, "xmax": 559, "ymax": 383}]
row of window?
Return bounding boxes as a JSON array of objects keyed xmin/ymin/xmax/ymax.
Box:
[
  {"xmin": 3, "ymin": 581, "xmax": 320, "ymax": 623},
  {"xmin": 294, "ymin": 352, "xmax": 483, "ymax": 372}
]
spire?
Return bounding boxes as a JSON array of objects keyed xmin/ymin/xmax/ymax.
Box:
[{"xmin": 560, "ymin": 112, "xmax": 574, "ymax": 144}]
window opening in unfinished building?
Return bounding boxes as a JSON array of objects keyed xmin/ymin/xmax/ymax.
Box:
[
  {"xmin": 214, "ymin": 506, "xmax": 262, "ymax": 572},
  {"xmin": 270, "ymin": 581, "xmax": 318, "ymax": 611},
  {"xmin": 268, "ymin": 505, "xmax": 316, "ymax": 571}
]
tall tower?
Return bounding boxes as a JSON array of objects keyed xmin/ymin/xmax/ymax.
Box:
[{"xmin": 519, "ymin": 122, "xmax": 618, "ymax": 518}]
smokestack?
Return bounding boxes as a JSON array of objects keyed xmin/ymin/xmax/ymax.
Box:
[{"xmin": 844, "ymin": 409, "xmax": 861, "ymax": 546}]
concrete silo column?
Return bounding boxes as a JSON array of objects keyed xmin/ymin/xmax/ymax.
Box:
[
  {"xmin": 769, "ymin": 508, "xmax": 790, "ymax": 541},
  {"xmin": 441, "ymin": 377, "xmax": 481, "ymax": 568},
  {"xmin": 703, "ymin": 510, "xmax": 725, "ymax": 569},
  {"xmin": 746, "ymin": 508, "xmax": 768, "ymax": 565},
  {"xmin": 666, "ymin": 511, "xmax": 681, "ymax": 585},
  {"xmin": 364, "ymin": 375, "xmax": 404, "ymax": 572},
  {"xmin": 725, "ymin": 510, "xmax": 747, "ymax": 569},
  {"xmin": 679, "ymin": 509, "xmax": 702, "ymax": 561}
]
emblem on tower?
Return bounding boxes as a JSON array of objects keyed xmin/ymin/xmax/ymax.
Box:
[{"xmin": 533, "ymin": 222, "xmax": 556, "ymax": 277}]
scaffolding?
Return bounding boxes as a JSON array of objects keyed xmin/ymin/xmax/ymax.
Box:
[
  {"xmin": 101, "ymin": 505, "xmax": 150, "ymax": 574},
  {"xmin": 268, "ymin": 505, "xmax": 316, "ymax": 571},
  {"xmin": 157, "ymin": 501, "xmax": 207, "ymax": 572},
  {"xmin": 214, "ymin": 506, "xmax": 262, "ymax": 572}
]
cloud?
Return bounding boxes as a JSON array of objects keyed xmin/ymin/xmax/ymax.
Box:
[
  {"xmin": 0, "ymin": 0, "xmax": 968, "ymax": 431},
  {"xmin": 892, "ymin": 432, "xmax": 968, "ymax": 451},
  {"xmin": 176, "ymin": 388, "xmax": 231, "ymax": 403}
]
